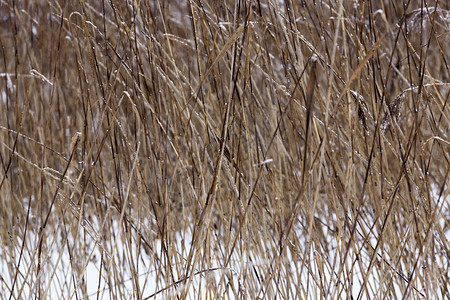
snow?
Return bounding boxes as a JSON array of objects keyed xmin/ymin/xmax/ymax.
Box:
[{"xmin": 1, "ymin": 183, "xmax": 448, "ymax": 299}]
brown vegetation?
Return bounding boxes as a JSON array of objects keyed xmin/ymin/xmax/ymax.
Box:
[{"xmin": 0, "ymin": 0, "xmax": 449, "ymax": 299}]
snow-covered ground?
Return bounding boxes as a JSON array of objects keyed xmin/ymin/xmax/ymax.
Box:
[{"xmin": 1, "ymin": 184, "xmax": 448, "ymax": 299}]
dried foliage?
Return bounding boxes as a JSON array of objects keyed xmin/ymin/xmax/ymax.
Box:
[{"xmin": 0, "ymin": 0, "xmax": 449, "ymax": 299}]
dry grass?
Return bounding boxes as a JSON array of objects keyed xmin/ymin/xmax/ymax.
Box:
[{"xmin": 0, "ymin": 0, "xmax": 449, "ymax": 299}]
